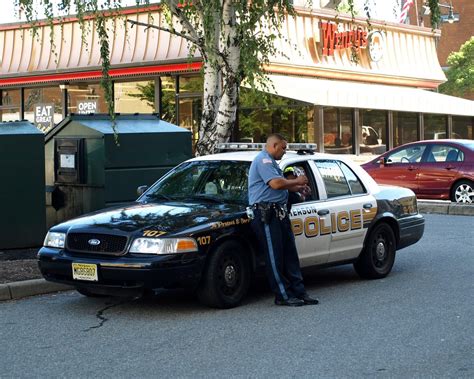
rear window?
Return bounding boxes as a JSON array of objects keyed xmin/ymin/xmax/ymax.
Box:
[{"xmin": 315, "ymin": 160, "xmax": 366, "ymax": 198}]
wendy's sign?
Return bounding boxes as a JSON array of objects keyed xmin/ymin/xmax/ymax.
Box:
[{"xmin": 320, "ymin": 21, "xmax": 368, "ymax": 56}]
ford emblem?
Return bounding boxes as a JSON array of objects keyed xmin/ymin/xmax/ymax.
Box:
[{"xmin": 88, "ymin": 239, "xmax": 101, "ymax": 246}]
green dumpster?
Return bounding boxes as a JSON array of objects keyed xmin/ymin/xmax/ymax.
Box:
[
  {"xmin": 44, "ymin": 114, "xmax": 192, "ymax": 228},
  {"xmin": 0, "ymin": 121, "xmax": 46, "ymax": 248}
]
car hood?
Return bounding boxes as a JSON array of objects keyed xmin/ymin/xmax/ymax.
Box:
[{"xmin": 53, "ymin": 201, "xmax": 245, "ymax": 235}]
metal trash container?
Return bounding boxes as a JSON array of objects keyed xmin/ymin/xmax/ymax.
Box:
[
  {"xmin": 0, "ymin": 121, "xmax": 46, "ymax": 248},
  {"xmin": 44, "ymin": 114, "xmax": 192, "ymax": 228}
]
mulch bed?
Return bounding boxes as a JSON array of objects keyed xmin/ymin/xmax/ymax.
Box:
[{"xmin": 0, "ymin": 248, "xmax": 43, "ymax": 284}]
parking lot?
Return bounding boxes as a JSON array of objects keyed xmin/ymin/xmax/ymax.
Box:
[{"xmin": 1, "ymin": 213, "xmax": 473, "ymax": 378}]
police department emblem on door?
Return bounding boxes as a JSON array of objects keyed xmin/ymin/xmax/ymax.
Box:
[{"xmin": 88, "ymin": 239, "xmax": 101, "ymax": 246}]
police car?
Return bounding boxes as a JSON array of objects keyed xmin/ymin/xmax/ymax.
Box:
[{"xmin": 38, "ymin": 143, "xmax": 425, "ymax": 308}]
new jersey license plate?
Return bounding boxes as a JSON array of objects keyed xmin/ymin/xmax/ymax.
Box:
[{"xmin": 72, "ymin": 263, "xmax": 98, "ymax": 281}]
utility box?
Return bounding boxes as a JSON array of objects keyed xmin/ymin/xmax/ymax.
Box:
[
  {"xmin": 44, "ymin": 114, "xmax": 192, "ymax": 228},
  {"xmin": 0, "ymin": 121, "xmax": 46, "ymax": 248}
]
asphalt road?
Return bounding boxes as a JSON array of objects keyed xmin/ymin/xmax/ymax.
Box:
[{"xmin": 1, "ymin": 214, "xmax": 473, "ymax": 378}]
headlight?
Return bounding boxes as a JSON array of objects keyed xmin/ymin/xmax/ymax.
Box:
[
  {"xmin": 43, "ymin": 232, "xmax": 66, "ymax": 248},
  {"xmin": 129, "ymin": 237, "xmax": 198, "ymax": 254}
]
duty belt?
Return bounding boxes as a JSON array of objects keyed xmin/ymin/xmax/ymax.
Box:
[{"xmin": 252, "ymin": 202, "xmax": 288, "ymax": 222}]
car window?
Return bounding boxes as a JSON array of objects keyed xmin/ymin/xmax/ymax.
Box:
[
  {"xmin": 314, "ymin": 160, "xmax": 351, "ymax": 198},
  {"xmin": 387, "ymin": 145, "xmax": 426, "ymax": 164},
  {"xmin": 282, "ymin": 161, "xmax": 319, "ymax": 203},
  {"xmin": 425, "ymin": 145, "xmax": 464, "ymax": 163},
  {"xmin": 339, "ymin": 161, "xmax": 366, "ymax": 195},
  {"xmin": 145, "ymin": 160, "xmax": 250, "ymax": 204}
]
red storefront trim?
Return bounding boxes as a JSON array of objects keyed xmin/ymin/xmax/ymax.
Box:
[{"xmin": 0, "ymin": 62, "xmax": 203, "ymax": 87}]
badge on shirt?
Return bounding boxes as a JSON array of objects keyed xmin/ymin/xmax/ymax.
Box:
[{"xmin": 262, "ymin": 158, "xmax": 272, "ymax": 164}]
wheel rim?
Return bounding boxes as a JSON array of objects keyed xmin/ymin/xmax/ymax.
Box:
[
  {"xmin": 371, "ymin": 229, "xmax": 392, "ymax": 269},
  {"xmin": 455, "ymin": 184, "xmax": 474, "ymax": 204},
  {"xmin": 217, "ymin": 254, "xmax": 242, "ymax": 297}
]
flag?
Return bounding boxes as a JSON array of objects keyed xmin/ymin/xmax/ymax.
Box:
[{"xmin": 399, "ymin": 0, "xmax": 414, "ymax": 23}]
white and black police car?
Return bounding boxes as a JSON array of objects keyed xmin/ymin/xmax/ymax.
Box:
[{"xmin": 38, "ymin": 143, "xmax": 425, "ymax": 308}]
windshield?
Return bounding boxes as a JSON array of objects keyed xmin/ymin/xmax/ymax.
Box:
[{"xmin": 142, "ymin": 160, "xmax": 250, "ymax": 205}]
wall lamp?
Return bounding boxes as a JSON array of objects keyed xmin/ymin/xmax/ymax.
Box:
[{"xmin": 422, "ymin": 1, "xmax": 459, "ymax": 24}]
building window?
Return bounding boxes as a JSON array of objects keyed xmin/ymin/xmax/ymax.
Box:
[
  {"xmin": 323, "ymin": 107, "xmax": 353, "ymax": 154},
  {"xmin": 424, "ymin": 114, "xmax": 447, "ymax": 140},
  {"xmin": 0, "ymin": 89, "xmax": 21, "ymax": 122},
  {"xmin": 393, "ymin": 111, "xmax": 418, "ymax": 147},
  {"xmin": 24, "ymin": 87, "xmax": 62, "ymax": 131},
  {"xmin": 452, "ymin": 116, "xmax": 473, "ymax": 139},
  {"xmin": 67, "ymin": 84, "xmax": 106, "ymax": 115},
  {"xmin": 114, "ymin": 80, "xmax": 155, "ymax": 114},
  {"xmin": 237, "ymin": 88, "xmax": 311, "ymax": 143},
  {"xmin": 359, "ymin": 109, "xmax": 387, "ymax": 155}
]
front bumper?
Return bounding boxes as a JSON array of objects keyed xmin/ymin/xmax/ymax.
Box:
[
  {"xmin": 38, "ymin": 247, "xmax": 205, "ymax": 296},
  {"xmin": 397, "ymin": 214, "xmax": 425, "ymax": 250}
]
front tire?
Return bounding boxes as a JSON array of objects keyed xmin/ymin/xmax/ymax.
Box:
[
  {"xmin": 354, "ymin": 223, "xmax": 396, "ymax": 279},
  {"xmin": 451, "ymin": 180, "xmax": 474, "ymax": 204},
  {"xmin": 197, "ymin": 241, "xmax": 251, "ymax": 309}
]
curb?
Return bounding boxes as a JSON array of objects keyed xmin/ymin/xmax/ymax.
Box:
[
  {"xmin": 417, "ymin": 201, "xmax": 474, "ymax": 216},
  {"xmin": 0, "ymin": 279, "xmax": 73, "ymax": 302}
]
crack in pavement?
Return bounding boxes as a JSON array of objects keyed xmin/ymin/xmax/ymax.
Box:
[{"xmin": 83, "ymin": 298, "xmax": 135, "ymax": 332}]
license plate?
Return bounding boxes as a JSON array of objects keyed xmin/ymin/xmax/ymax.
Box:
[{"xmin": 72, "ymin": 263, "xmax": 98, "ymax": 281}]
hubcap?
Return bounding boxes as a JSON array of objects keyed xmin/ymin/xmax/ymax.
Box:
[
  {"xmin": 455, "ymin": 184, "xmax": 474, "ymax": 204},
  {"xmin": 375, "ymin": 241, "xmax": 386, "ymax": 260},
  {"xmin": 224, "ymin": 265, "xmax": 237, "ymax": 287}
]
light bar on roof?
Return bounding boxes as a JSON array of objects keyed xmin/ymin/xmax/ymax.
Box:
[{"xmin": 217, "ymin": 142, "xmax": 317, "ymax": 152}]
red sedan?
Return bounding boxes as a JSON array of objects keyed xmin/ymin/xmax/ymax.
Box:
[{"xmin": 362, "ymin": 140, "xmax": 474, "ymax": 203}]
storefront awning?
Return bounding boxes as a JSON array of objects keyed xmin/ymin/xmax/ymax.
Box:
[{"xmin": 262, "ymin": 75, "xmax": 474, "ymax": 117}]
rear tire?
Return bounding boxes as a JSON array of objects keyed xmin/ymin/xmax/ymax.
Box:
[
  {"xmin": 197, "ymin": 241, "xmax": 251, "ymax": 309},
  {"xmin": 354, "ymin": 223, "xmax": 396, "ymax": 279},
  {"xmin": 451, "ymin": 180, "xmax": 474, "ymax": 204}
]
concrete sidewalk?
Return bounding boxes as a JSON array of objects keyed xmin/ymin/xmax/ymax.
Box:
[
  {"xmin": 1, "ymin": 201, "xmax": 472, "ymax": 302},
  {"xmin": 0, "ymin": 279, "xmax": 72, "ymax": 301},
  {"xmin": 417, "ymin": 200, "xmax": 474, "ymax": 216}
]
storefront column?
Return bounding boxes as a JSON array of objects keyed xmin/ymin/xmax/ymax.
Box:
[
  {"xmin": 314, "ymin": 105, "xmax": 324, "ymax": 153},
  {"xmin": 353, "ymin": 108, "xmax": 360, "ymax": 155},
  {"xmin": 175, "ymin": 76, "xmax": 180, "ymax": 124},
  {"xmin": 447, "ymin": 115, "xmax": 452, "ymax": 138},
  {"xmin": 20, "ymin": 88, "xmax": 25, "ymax": 120},
  {"xmin": 60, "ymin": 84, "xmax": 68, "ymax": 118},
  {"xmin": 418, "ymin": 113, "xmax": 424, "ymax": 140},
  {"xmin": 387, "ymin": 110, "xmax": 394, "ymax": 151}
]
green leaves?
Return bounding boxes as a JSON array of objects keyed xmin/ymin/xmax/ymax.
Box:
[{"xmin": 439, "ymin": 37, "xmax": 474, "ymax": 97}]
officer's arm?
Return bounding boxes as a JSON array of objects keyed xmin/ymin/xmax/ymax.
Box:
[{"xmin": 268, "ymin": 176, "xmax": 307, "ymax": 190}]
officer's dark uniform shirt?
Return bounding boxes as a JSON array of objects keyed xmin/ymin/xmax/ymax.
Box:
[{"xmin": 248, "ymin": 150, "xmax": 288, "ymax": 205}]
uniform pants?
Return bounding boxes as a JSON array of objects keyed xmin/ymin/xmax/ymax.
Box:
[{"xmin": 251, "ymin": 209, "xmax": 306, "ymax": 301}]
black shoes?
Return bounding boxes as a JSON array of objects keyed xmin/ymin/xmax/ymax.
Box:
[
  {"xmin": 274, "ymin": 294, "xmax": 319, "ymax": 306},
  {"xmin": 274, "ymin": 297, "xmax": 305, "ymax": 307},
  {"xmin": 298, "ymin": 294, "xmax": 319, "ymax": 305}
]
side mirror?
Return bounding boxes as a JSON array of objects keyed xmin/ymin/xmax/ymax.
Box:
[
  {"xmin": 137, "ymin": 185, "xmax": 148, "ymax": 196},
  {"xmin": 379, "ymin": 157, "xmax": 387, "ymax": 167}
]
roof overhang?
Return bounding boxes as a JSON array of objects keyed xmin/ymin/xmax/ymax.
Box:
[{"xmin": 259, "ymin": 75, "xmax": 474, "ymax": 117}]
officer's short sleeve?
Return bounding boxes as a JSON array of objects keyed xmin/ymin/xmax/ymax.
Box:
[{"xmin": 257, "ymin": 157, "xmax": 281, "ymax": 184}]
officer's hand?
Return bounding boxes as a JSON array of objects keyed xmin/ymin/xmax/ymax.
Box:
[{"xmin": 294, "ymin": 175, "xmax": 308, "ymax": 185}]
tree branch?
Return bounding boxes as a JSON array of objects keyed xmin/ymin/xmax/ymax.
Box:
[{"xmin": 127, "ymin": 19, "xmax": 202, "ymax": 47}]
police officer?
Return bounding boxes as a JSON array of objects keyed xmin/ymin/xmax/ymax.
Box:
[{"xmin": 248, "ymin": 134, "xmax": 319, "ymax": 307}]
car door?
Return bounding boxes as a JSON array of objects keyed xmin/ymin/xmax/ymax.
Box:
[
  {"xmin": 284, "ymin": 161, "xmax": 331, "ymax": 267},
  {"xmin": 416, "ymin": 144, "xmax": 464, "ymax": 198},
  {"xmin": 311, "ymin": 159, "xmax": 377, "ymax": 263},
  {"xmin": 373, "ymin": 144, "xmax": 428, "ymax": 192}
]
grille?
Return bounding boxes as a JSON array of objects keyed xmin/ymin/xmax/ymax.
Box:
[{"xmin": 67, "ymin": 233, "xmax": 128, "ymax": 255}]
